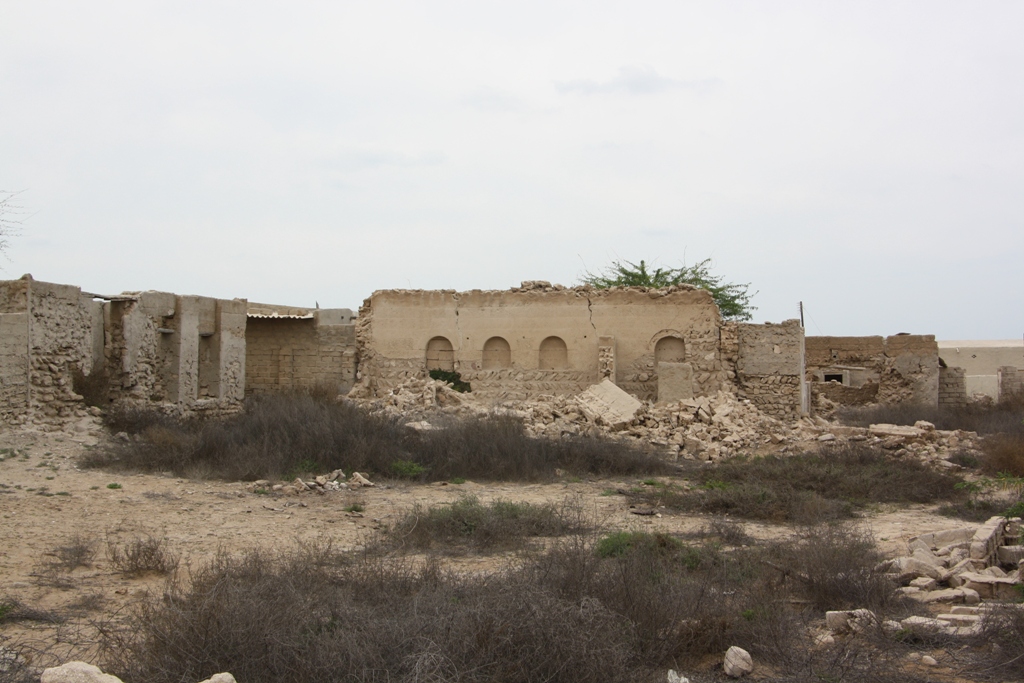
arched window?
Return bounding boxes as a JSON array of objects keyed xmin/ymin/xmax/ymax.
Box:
[
  {"xmin": 426, "ymin": 336, "xmax": 454, "ymax": 371},
  {"xmin": 655, "ymin": 336, "xmax": 686, "ymax": 365},
  {"xmin": 539, "ymin": 336, "xmax": 568, "ymax": 370},
  {"xmin": 482, "ymin": 336, "xmax": 512, "ymax": 369}
]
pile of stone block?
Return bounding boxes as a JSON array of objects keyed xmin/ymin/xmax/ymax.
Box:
[{"xmin": 824, "ymin": 517, "xmax": 1023, "ymax": 640}]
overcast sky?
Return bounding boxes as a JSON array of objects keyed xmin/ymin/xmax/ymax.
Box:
[{"xmin": 2, "ymin": 1, "xmax": 1022, "ymax": 339}]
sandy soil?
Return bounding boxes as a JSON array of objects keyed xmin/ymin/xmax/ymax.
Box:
[{"xmin": 0, "ymin": 418, "xmax": 979, "ymax": 677}]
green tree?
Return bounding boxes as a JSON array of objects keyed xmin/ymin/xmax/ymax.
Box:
[
  {"xmin": 579, "ymin": 258, "xmax": 757, "ymax": 321},
  {"xmin": 0, "ymin": 190, "xmax": 25, "ymax": 258}
]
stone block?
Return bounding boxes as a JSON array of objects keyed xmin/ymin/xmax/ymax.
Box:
[
  {"xmin": 576, "ymin": 379, "xmax": 642, "ymax": 430},
  {"xmin": 658, "ymin": 362, "xmax": 694, "ymax": 403}
]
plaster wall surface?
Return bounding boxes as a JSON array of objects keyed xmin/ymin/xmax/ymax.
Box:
[
  {"xmin": 734, "ymin": 320, "xmax": 804, "ymax": 419},
  {"xmin": 938, "ymin": 341, "xmax": 1024, "ymax": 400},
  {"xmin": 245, "ymin": 310, "xmax": 356, "ymax": 395},
  {"xmin": 357, "ymin": 285, "xmax": 723, "ymax": 401},
  {"xmin": 806, "ymin": 334, "xmax": 940, "ymax": 406}
]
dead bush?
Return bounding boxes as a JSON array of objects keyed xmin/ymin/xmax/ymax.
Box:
[
  {"xmin": 71, "ymin": 364, "xmax": 111, "ymax": 408},
  {"xmin": 965, "ymin": 604, "xmax": 1024, "ymax": 680},
  {"xmin": 980, "ymin": 432, "xmax": 1024, "ymax": 477},
  {"xmin": 769, "ymin": 525, "xmax": 901, "ymax": 613},
  {"xmin": 384, "ymin": 495, "xmax": 589, "ymax": 553},
  {"xmin": 85, "ymin": 392, "xmax": 670, "ymax": 482},
  {"xmin": 838, "ymin": 398, "xmax": 1024, "ymax": 436},
  {"xmin": 0, "ymin": 598, "xmax": 62, "ymax": 625},
  {"xmin": 48, "ymin": 533, "xmax": 97, "ymax": 571},
  {"xmin": 94, "ymin": 527, "xmax": 940, "ymax": 683},
  {"xmin": 106, "ymin": 535, "xmax": 179, "ymax": 576},
  {"xmin": 631, "ymin": 443, "xmax": 963, "ymax": 522}
]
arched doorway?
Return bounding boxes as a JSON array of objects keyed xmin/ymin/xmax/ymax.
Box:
[
  {"xmin": 539, "ymin": 336, "xmax": 568, "ymax": 370},
  {"xmin": 655, "ymin": 336, "xmax": 685, "ymax": 365},
  {"xmin": 426, "ymin": 336, "xmax": 454, "ymax": 371},
  {"xmin": 482, "ymin": 336, "xmax": 511, "ymax": 369}
]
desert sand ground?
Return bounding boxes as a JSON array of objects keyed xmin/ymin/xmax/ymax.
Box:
[{"xmin": 0, "ymin": 417, "xmax": 973, "ymax": 675}]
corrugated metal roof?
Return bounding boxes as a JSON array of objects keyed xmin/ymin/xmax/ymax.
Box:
[{"xmin": 246, "ymin": 313, "xmax": 315, "ymax": 320}]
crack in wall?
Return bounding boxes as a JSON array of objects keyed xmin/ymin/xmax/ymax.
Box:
[{"xmin": 584, "ymin": 294, "xmax": 598, "ymax": 332}]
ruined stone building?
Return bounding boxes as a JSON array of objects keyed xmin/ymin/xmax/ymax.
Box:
[
  {"xmin": 4, "ymin": 274, "xmax": 1013, "ymax": 427},
  {"xmin": 353, "ymin": 281, "xmax": 805, "ymax": 418}
]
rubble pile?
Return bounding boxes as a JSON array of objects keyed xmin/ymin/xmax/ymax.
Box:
[
  {"xmin": 824, "ymin": 516, "xmax": 1023, "ymax": 641},
  {"xmin": 355, "ymin": 377, "xmax": 984, "ymax": 465},
  {"xmin": 247, "ymin": 470, "xmax": 375, "ymax": 496}
]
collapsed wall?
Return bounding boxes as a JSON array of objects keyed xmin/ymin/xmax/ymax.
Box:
[
  {"xmin": 0, "ymin": 276, "xmax": 104, "ymax": 425},
  {"xmin": 245, "ymin": 306, "xmax": 357, "ymax": 395},
  {"xmin": 353, "ymin": 282, "xmax": 806, "ymax": 419},
  {"xmin": 805, "ymin": 334, "xmax": 940, "ymax": 408},
  {"xmin": 354, "ymin": 282, "xmax": 728, "ymax": 402}
]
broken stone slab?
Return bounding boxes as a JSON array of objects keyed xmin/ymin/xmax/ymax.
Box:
[
  {"xmin": 197, "ymin": 675, "xmax": 237, "ymax": 683},
  {"xmin": 41, "ymin": 662, "xmax": 124, "ymax": 683},
  {"xmin": 575, "ymin": 379, "xmax": 643, "ymax": 430},
  {"xmin": 997, "ymin": 545, "xmax": 1024, "ymax": 565},
  {"xmin": 667, "ymin": 671, "xmax": 691, "ymax": 683},
  {"xmin": 911, "ymin": 547, "xmax": 945, "ymax": 568},
  {"xmin": 658, "ymin": 362, "xmax": 694, "ymax": 403},
  {"xmin": 869, "ymin": 423, "xmax": 925, "ymax": 439},
  {"xmin": 936, "ymin": 613, "xmax": 981, "ymax": 626},
  {"xmin": 894, "ymin": 556, "xmax": 949, "ymax": 582},
  {"xmin": 900, "ymin": 616, "xmax": 955, "ymax": 637},
  {"xmin": 907, "ymin": 588, "xmax": 967, "ymax": 604},
  {"xmin": 909, "ymin": 577, "xmax": 937, "ymax": 591},
  {"xmin": 723, "ymin": 646, "xmax": 753, "ymax": 678},
  {"xmin": 957, "ymin": 572, "xmax": 1022, "ymax": 600},
  {"xmin": 970, "ymin": 516, "xmax": 1007, "ymax": 562}
]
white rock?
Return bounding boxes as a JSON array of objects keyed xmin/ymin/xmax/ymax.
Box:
[
  {"xmin": 197, "ymin": 674, "xmax": 237, "ymax": 683},
  {"xmin": 921, "ymin": 655, "xmax": 938, "ymax": 666},
  {"xmin": 41, "ymin": 662, "xmax": 124, "ymax": 683},
  {"xmin": 667, "ymin": 670, "xmax": 690, "ymax": 683},
  {"xmin": 723, "ymin": 646, "xmax": 753, "ymax": 678}
]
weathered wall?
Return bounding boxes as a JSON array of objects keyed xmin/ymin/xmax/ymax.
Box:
[
  {"xmin": 104, "ymin": 291, "xmax": 247, "ymax": 405},
  {"xmin": 999, "ymin": 366, "xmax": 1023, "ymax": 401},
  {"xmin": 355, "ymin": 283, "xmax": 724, "ymax": 401},
  {"xmin": 731, "ymin": 319, "xmax": 804, "ymax": 419},
  {"xmin": 0, "ymin": 277, "xmax": 105, "ymax": 424},
  {"xmin": 245, "ymin": 310, "xmax": 356, "ymax": 395},
  {"xmin": 806, "ymin": 334, "xmax": 940, "ymax": 406},
  {"xmin": 939, "ymin": 366, "xmax": 967, "ymax": 407},
  {"xmin": 938, "ymin": 341, "xmax": 1024, "ymax": 400},
  {"xmin": 0, "ymin": 280, "xmax": 31, "ymax": 422}
]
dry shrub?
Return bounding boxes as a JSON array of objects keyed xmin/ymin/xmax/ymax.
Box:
[
  {"xmin": 0, "ymin": 598, "xmax": 62, "ymax": 625},
  {"xmin": 980, "ymin": 433, "xmax": 1024, "ymax": 477},
  {"xmin": 770, "ymin": 525, "xmax": 900, "ymax": 613},
  {"xmin": 384, "ymin": 495, "xmax": 589, "ymax": 553},
  {"xmin": 838, "ymin": 397, "xmax": 1024, "ymax": 436},
  {"xmin": 106, "ymin": 535, "xmax": 179, "ymax": 576},
  {"xmin": 71, "ymin": 364, "xmax": 110, "ymax": 408},
  {"xmin": 966, "ymin": 605, "xmax": 1024, "ymax": 680},
  {"xmin": 48, "ymin": 534, "xmax": 97, "ymax": 571},
  {"xmin": 95, "ymin": 524, "xmax": 923, "ymax": 683},
  {"xmin": 632, "ymin": 444, "xmax": 962, "ymax": 522},
  {"xmin": 85, "ymin": 393, "xmax": 670, "ymax": 482}
]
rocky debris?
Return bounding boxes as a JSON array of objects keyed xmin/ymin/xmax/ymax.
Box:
[
  {"xmin": 723, "ymin": 646, "xmax": 753, "ymax": 678},
  {"xmin": 667, "ymin": 670, "xmax": 691, "ymax": 683},
  {"xmin": 575, "ymin": 379, "xmax": 642, "ymax": 430},
  {"xmin": 41, "ymin": 662, "xmax": 124, "ymax": 683},
  {"xmin": 827, "ymin": 517, "xmax": 1023, "ymax": 644},
  {"xmin": 351, "ymin": 376, "xmax": 983, "ymax": 468},
  {"xmin": 247, "ymin": 469, "xmax": 374, "ymax": 496},
  {"xmin": 39, "ymin": 663, "xmax": 236, "ymax": 683}
]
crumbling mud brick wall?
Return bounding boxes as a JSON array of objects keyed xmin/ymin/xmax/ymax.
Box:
[
  {"xmin": 999, "ymin": 366, "xmax": 1023, "ymax": 402},
  {"xmin": 354, "ymin": 283, "xmax": 727, "ymax": 402},
  {"xmin": 104, "ymin": 292, "xmax": 246, "ymax": 405},
  {"xmin": 939, "ymin": 366, "xmax": 967, "ymax": 407},
  {"xmin": 805, "ymin": 334, "xmax": 940, "ymax": 407},
  {"xmin": 729, "ymin": 319, "xmax": 804, "ymax": 419},
  {"xmin": 245, "ymin": 308, "xmax": 356, "ymax": 395},
  {"xmin": 0, "ymin": 276, "xmax": 104, "ymax": 424}
]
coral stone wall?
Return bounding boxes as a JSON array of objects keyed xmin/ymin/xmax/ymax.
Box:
[
  {"xmin": 355, "ymin": 284, "xmax": 725, "ymax": 401},
  {"xmin": 245, "ymin": 313, "xmax": 356, "ymax": 395},
  {"xmin": 732, "ymin": 319, "xmax": 804, "ymax": 419}
]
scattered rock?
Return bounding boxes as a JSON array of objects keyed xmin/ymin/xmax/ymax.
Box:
[
  {"xmin": 723, "ymin": 646, "xmax": 753, "ymax": 678},
  {"xmin": 41, "ymin": 662, "xmax": 124, "ymax": 683}
]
